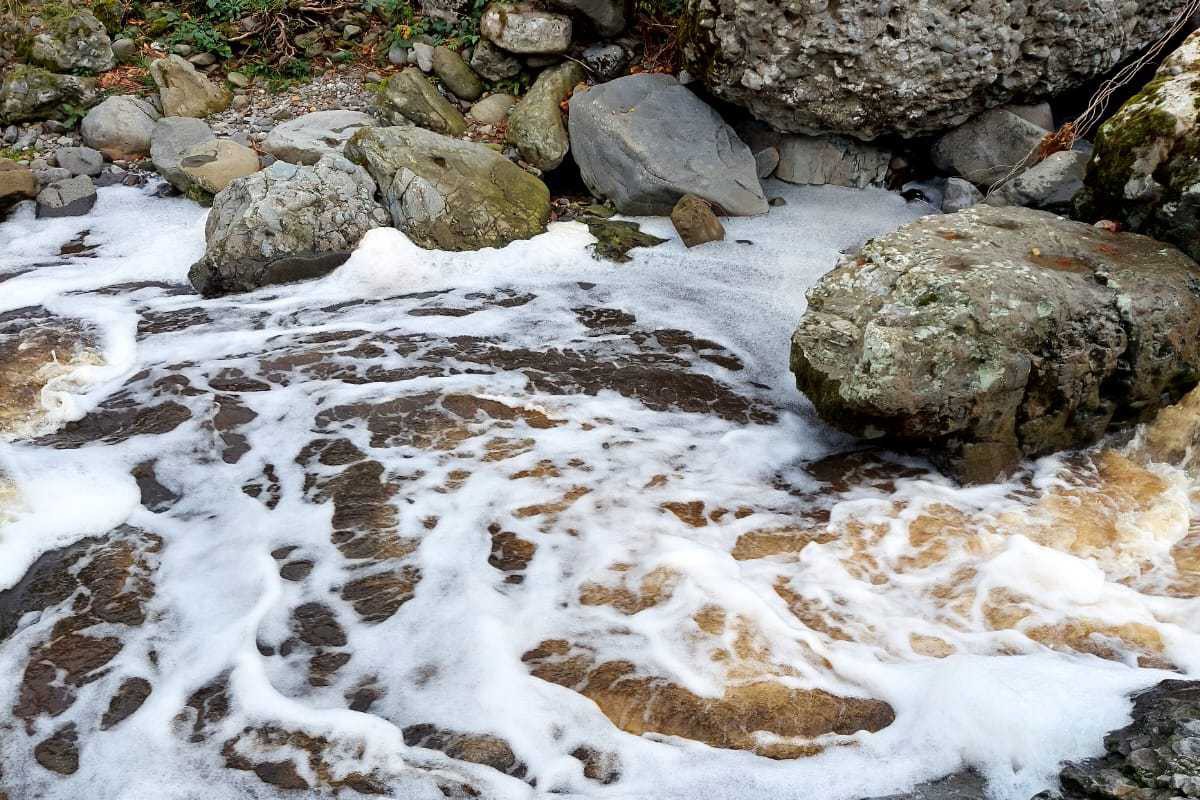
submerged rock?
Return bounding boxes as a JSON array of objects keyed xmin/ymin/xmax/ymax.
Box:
[
  {"xmin": 345, "ymin": 125, "xmax": 551, "ymax": 250},
  {"xmin": 376, "ymin": 68, "xmax": 467, "ymax": 136},
  {"xmin": 506, "ymin": 61, "xmax": 582, "ymax": 171},
  {"xmin": 791, "ymin": 205, "xmax": 1200, "ymax": 483},
  {"xmin": 0, "ymin": 66, "xmax": 97, "ymax": 125},
  {"xmin": 262, "ymin": 110, "xmax": 376, "ymax": 166},
  {"xmin": 1080, "ymin": 30, "xmax": 1200, "ymax": 263},
  {"xmin": 568, "ymin": 73, "xmax": 767, "ymax": 216},
  {"xmin": 681, "ymin": 0, "xmax": 1185, "ymax": 139},
  {"xmin": 150, "ymin": 55, "xmax": 231, "ymax": 118},
  {"xmin": 188, "ymin": 155, "xmax": 390, "ymax": 297},
  {"xmin": 81, "ymin": 96, "xmax": 161, "ymax": 161}
]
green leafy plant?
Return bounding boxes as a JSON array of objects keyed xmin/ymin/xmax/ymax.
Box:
[
  {"xmin": 168, "ymin": 17, "xmax": 232, "ymax": 58},
  {"xmin": 241, "ymin": 56, "xmax": 311, "ymax": 90}
]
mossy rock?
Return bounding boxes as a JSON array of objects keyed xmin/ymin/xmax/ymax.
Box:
[{"xmin": 0, "ymin": 64, "xmax": 98, "ymax": 124}]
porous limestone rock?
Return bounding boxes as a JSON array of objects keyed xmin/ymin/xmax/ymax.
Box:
[
  {"xmin": 791, "ymin": 205, "xmax": 1200, "ymax": 483},
  {"xmin": 681, "ymin": 0, "xmax": 1186, "ymax": 139},
  {"xmin": 188, "ymin": 155, "xmax": 391, "ymax": 296}
]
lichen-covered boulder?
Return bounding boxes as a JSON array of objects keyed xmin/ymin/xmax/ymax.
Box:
[
  {"xmin": 188, "ymin": 155, "xmax": 391, "ymax": 297},
  {"xmin": 1079, "ymin": 30, "xmax": 1200, "ymax": 263},
  {"xmin": 150, "ymin": 55, "xmax": 231, "ymax": 118},
  {"xmin": 0, "ymin": 66, "xmax": 97, "ymax": 125},
  {"xmin": 568, "ymin": 73, "xmax": 767, "ymax": 216},
  {"xmin": 376, "ymin": 68, "xmax": 467, "ymax": 136},
  {"xmin": 345, "ymin": 125, "xmax": 550, "ymax": 251},
  {"xmin": 791, "ymin": 205, "xmax": 1200, "ymax": 483},
  {"xmin": 506, "ymin": 61, "xmax": 582, "ymax": 171},
  {"xmin": 29, "ymin": 10, "xmax": 115, "ymax": 74},
  {"xmin": 681, "ymin": 0, "xmax": 1188, "ymax": 139}
]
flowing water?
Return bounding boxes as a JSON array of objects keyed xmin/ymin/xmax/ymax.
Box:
[{"xmin": 0, "ymin": 183, "xmax": 1197, "ymax": 800}]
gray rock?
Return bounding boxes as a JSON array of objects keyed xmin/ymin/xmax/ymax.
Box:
[
  {"xmin": 189, "ymin": 155, "xmax": 391, "ymax": 297},
  {"xmin": 54, "ymin": 146, "xmax": 104, "ymax": 177},
  {"xmin": 418, "ymin": 0, "xmax": 469, "ymax": 22},
  {"xmin": 932, "ymin": 108, "xmax": 1049, "ymax": 187},
  {"xmin": 468, "ymin": 94, "xmax": 517, "ymax": 125},
  {"xmin": 36, "ymin": 175, "xmax": 96, "ymax": 218},
  {"xmin": 431, "ymin": 46, "xmax": 484, "ymax": 101},
  {"xmin": 30, "ymin": 10, "xmax": 115, "ymax": 74},
  {"xmin": 345, "ymin": 125, "xmax": 551, "ymax": 250},
  {"xmin": 1052, "ymin": 681, "xmax": 1200, "ymax": 800},
  {"xmin": 1005, "ymin": 102, "xmax": 1055, "ymax": 132},
  {"xmin": 581, "ymin": 43, "xmax": 629, "ymax": 81},
  {"xmin": 388, "ymin": 44, "xmax": 409, "ymax": 66},
  {"xmin": 377, "ymin": 68, "xmax": 467, "ymax": 136},
  {"xmin": 150, "ymin": 55, "xmax": 231, "ymax": 118},
  {"xmin": 111, "ymin": 37, "xmax": 138, "ymax": 64},
  {"xmin": 33, "ymin": 166, "xmax": 72, "ymax": 188},
  {"xmin": 80, "ymin": 95, "xmax": 161, "ymax": 161},
  {"xmin": 343, "ymin": 24, "xmax": 363, "ymax": 38},
  {"xmin": 941, "ymin": 178, "xmax": 982, "ymax": 213},
  {"xmin": 226, "ymin": 71, "xmax": 251, "ymax": 89},
  {"xmin": 568, "ymin": 73, "xmax": 767, "ymax": 216},
  {"xmin": 549, "ymin": 0, "xmax": 625, "ymax": 37},
  {"xmin": 0, "ymin": 67, "xmax": 98, "ymax": 125},
  {"xmin": 775, "ymin": 135, "xmax": 890, "ymax": 188},
  {"xmin": 992, "ymin": 150, "xmax": 1088, "ymax": 211},
  {"xmin": 471, "ymin": 39, "xmax": 522, "ymax": 81},
  {"xmin": 681, "ymin": 0, "xmax": 1184, "ymax": 139},
  {"xmin": 791, "ymin": 205, "xmax": 1200, "ymax": 483},
  {"xmin": 1080, "ymin": 30, "xmax": 1200, "ymax": 264},
  {"xmin": 150, "ymin": 116, "xmax": 217, "ymax": 190},
  {"xmin": 865, "ymin": 772, "xmax": 987, "ymax": 800},
  {"xmin": 735, "ymin": 121, "xmax": 781, "ymax": 179},
  {"xmin": 506, "ymin": 61, "xmax": 583, "ymax": 170},
  {"xmin": 179, "ymin": 139, "xmax": 260, "ymax": 195},
  {"xmin": 263, "ymin": 110, "xmax": 376, "ymax": 165},
  {"xmin": 413, "ymin": 41, "xmax": 435, "ymax": 72},
  {"xmin": 188, "ymin": 52, "xmax": 217, "ymax": 67},
  {"xmin": 480, "ymin": 4, "xmax": 572, "ymax": 55}
]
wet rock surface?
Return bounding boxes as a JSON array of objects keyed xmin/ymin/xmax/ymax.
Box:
[{"xmin": 792, "ymin": 205, "xmax": 1200, "ymax": 482}]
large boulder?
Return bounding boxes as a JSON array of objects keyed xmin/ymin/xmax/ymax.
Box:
[
  {"xmin": 179, "ymin": 139, "xmax": 260, "ymax": 195},
  {"xmin": 80, "ymin": 95, "xmax": 161, "ymax": 160},
  {"xmin": 1079, "ymin": 30, "xmax": 1200, "ymax": 263},
  {"xmin": 791, "ymin": 205, "xmax": 1200, "ymax": 483},
  {"xmin": 0, "ymin": 66, "xmax": 97, "ymax": 125},
  {"xmin": 262, "ymin": 110, "xmax": 376, "ymax": 165},
  {"xmin": 150, "ymin": 55, "xmax": 231, "ymax": 118},
  {"xmin": 150, "ymin": 117, "xmax": 217, "ymax": 191},
  {"xmin": 681, "ymin": 0, "xmax": 1187, "ymax": 139},
  {"xmin": 377, "ymin": 68, "xmax": 467, "ymax": 136},
  {"xmin": 29, "ymin": 10, "xmax": 115, "ymax": 74},
  {"xmin": 345, "ymin": 125, "xmax": 551, "ymax": 250},
  {"xmin": 188, "ymin": 155, "xmax": 391, "ymax": 297},
  {"xmin": 568, "ymin": 73, "xmax": 767, "ymax": 216},
  {"xmin": 506, "ymin": 61, "xmax": 583, "ymax": 171}
]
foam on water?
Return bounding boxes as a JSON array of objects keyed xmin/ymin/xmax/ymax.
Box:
[{"xmin": 0, "ymin": 184, "xmax": 1196, "ymax": 800}]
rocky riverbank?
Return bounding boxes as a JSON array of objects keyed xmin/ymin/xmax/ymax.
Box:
[{"xmin": 1, "ymin": 0, "xmax": 1200, "ymax": 798}]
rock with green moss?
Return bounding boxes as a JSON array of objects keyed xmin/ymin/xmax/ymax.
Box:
[
  {"xmin": 0, "ymin": 65, "xmax": 97, "ymax": 124},
  {"xmin": 506, "ymin": 61, "xmax": 582, "ymax": 170},
  {"xmin": 431, "ymin": 46, "xmax": 483, "ymax": 102},
  {"xmin": 345, "ymin": 125, "xmax": 550, "ymax": 250},
  {"xmin": 29, "ymin": 9, "xmax": 114, "ymax": 74},
  {"xmin": 791, "ymin": 205, "xmax": 1200, "ymax": 484},
  {"xmin": 376, "ymin": 68, "xmax": 467, "ymax": 136},
  {"xmin": 1080, "ymin": 30, "xmax": 1200, "ymax": 262}
]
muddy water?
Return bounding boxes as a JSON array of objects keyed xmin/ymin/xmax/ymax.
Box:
[{"xmin": 0, "ymin": 185, "xmax": 1196, "ymax": 800}]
